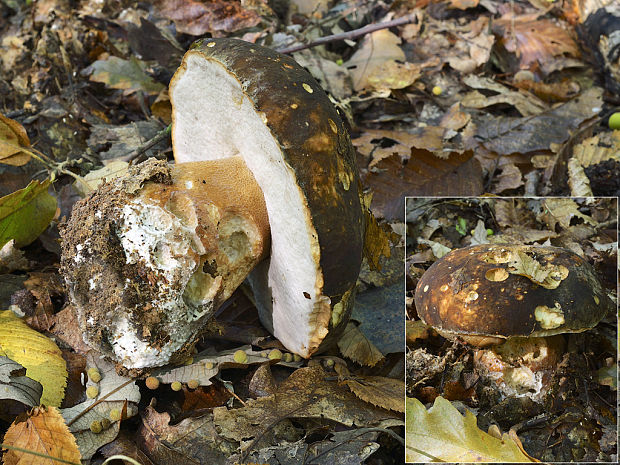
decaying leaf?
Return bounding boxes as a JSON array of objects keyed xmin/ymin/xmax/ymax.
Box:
[
  {"xmin": 0, "ymin": 356, "xmax": 43, "ymax": 412},
  {"xmin": 342, "ymin": 376, "xmax": 405, "ymax": 413},
  {"xmin": 60, "ymin": 352, "xmax": 140, "ymax": 460},
  {"xmin": 0, "ymin": 112, "xmax": 31, "ymax": 166},
  {"xmin": 2, "ymin": 406, "xmax": 81, "ymax": 465},
  {"xmin": 214, "ymin": 366, "xmax": 402, "ymax": 452},
  {"xmin": 0, "ymin": 310, "xmax": 67, "ymax": 406},
  {"xmin": 572, "ymin": 130, "xmax": 620, "ymax": 167},
  {"xmin": 156, "ymin": 0, "xmax": 265, "ymax": 36},
  {"xmin": 153, "ymin": 345, "xmax": 301, "ymax": 387},
  {"xmin": 406, "ymin": 396, "xmax": 537, "ymax": 462},
  {"xmin": 540, "ymin": 198, "xmax": 597, "ymax": 230},
  {"xmin": 346, "ymin": 29, "xmax": 419, "ymax": 92},
  {"xmin": 73, "ymin": 160, "xmax": 129, "ymax": 196},
  {"xmin": 0, "ymin": 239, "xmax": 29, "ymax": 273},
  {"xmin": 567, "ymin": 157, "xmax": 593, "ymax": 197},
  {"xmin": 493, "ymin": 16, "xmax": 581, "ymax": 75},
  {"xmin": 88, "ymin": 57, "xmax": 165, "ymax": 95},
  {"xmin": 338, "ymin": 322, "xmax": 385, "ymax": 367},
  {"xmin": 0, "ymin": 179, "xmax": 57, "ymax": 249},
  {"xmin": 363, "ymin": 205, "xmax": 392, "ymax": 271}
]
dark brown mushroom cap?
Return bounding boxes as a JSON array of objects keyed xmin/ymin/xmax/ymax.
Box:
[
  {"xmin": 415, "ymin": 244, "xmax": 612, "ymax": 340},
  {"xmin": 169, "ymin": 38, "xmax": 365, "ymax": 356}
]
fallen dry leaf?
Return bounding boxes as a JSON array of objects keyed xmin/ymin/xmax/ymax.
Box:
[
  {"xmin": 156, "ymin": 0, "xmax": 265, "ymax": 36},
  {"xmin": 493, "ymin": 16, "xmax": 581, "ymax": 75},
  {"xmin": 2, "ymin": 406, "xmax": 81, "ymax": 465},
  {"xmin": 342, "ymin": 376, "xmax": 405, "ymax": 413},
  {"xmin": 338, "ymin": 322, "xmax": 385, "ymax": 367},
  {"xmin": 0, "ymin": 112, "xmax": 31, "ymax": 166}
]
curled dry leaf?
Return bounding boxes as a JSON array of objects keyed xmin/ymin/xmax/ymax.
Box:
[
  {"xmin": 2, "ymin": 406, "xmax": 81, "ymax": 465},
  {"xmin": 0, "ymin": 112, "xmax": 31, "ymax": 166}
]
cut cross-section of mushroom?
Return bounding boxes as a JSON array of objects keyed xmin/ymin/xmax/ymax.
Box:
[
  {"xmin": 61, "ymin": 158, "xmax": 269, "ymax": 369},
  {"xmin": 61, "ymin": 38, "xmax": 365, "ymax": 369},
  {"xmin": 170, "ymin": 38, "xmax": 364, "ymax": 358}
]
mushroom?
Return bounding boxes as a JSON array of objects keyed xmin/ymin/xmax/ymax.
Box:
[
  {"xmin": 60, "ymin": 38, "xmax": 364, "ymax": 369},
  {"xmin": 414, "ymin": 243, "xmax": 613, "ymax": 400}
]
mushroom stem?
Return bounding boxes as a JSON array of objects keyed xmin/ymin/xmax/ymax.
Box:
[{"xmin": 61, "ymin": 157, "xmax": 269, "ymax": 369}]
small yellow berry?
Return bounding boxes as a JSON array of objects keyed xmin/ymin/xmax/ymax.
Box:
[
  {"xmin": 101, "ymin": 418, "xmax": 111, "ymax": 429},
  {"xmin": 184, "ymin": 357, "xmax": 194, "ymax": 365},
  {"xmin": 171, "ymin": 381, "xmax": 182, "ymax": 391},
  {"xmin": 282, "ymin": 353, "xmax": 293, "ymax": 362},
  {"xmin": 145, "ymin": 376, "xmax": 160, "ymax": 390},
  {"xmin": 609, "ymin": 112, "xmax": 620, "ymax": 130},
  {"xmin": 109, "ymin": 408, "xmax": 122, "ymax": 421},
  {"xmin": 268, "ymin": 349, "xmax": 282, "ymax": 360},
  {"xmin": 90, "ymin": 420, "xmax": 102, "ymax": 433},
  {"xmin": 86, "ymin": 386, "xmax": 99, "ymax": 399},
  {"xmin": 205, "ymin": 361, "xmax": 214, "ymax": 369},
  {"xmin": 325, "ymin": 358, "xmax": 335, "ymax": 368},
  {"xmin": 233, "ymin": 350, "xmax": 248, "ymax": 363},
  {"xmin": 432, "ymin": 86, "xmax": 442, "ymax": 96},
  {"xmin": 293, "ymin": 354, "xmax": 302, "ymax": 362},
  {"xmin": 187, "ymin": 379, "xmax": 199, "ymax": 389},
  {"xmin": 87, "ymin": 368, "xmax": 101, "ymax": 383}
]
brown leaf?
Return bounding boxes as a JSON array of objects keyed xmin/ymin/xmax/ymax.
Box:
[
  {"xmin": 2, "ymin": 406, "xmax": 81, "ymax": 465},
  {"xmin": 342, "ymin": 376, "xmax": 405, "ymax": 413},
  {"xmin": 493, "ymin": 16, "xmax": 581, "ymax": 75},
  {"xmin": 0, "ymin": 113, "xmax": 31, "ymax": 167},
  {"xmin": 181, "ymin": 381, "xmax": 232, "ymax": 411},
  {"xmin": 338, "ymin": 322, "xmax": 385, "ymax": 367},
  {"xmin": 156, "ymin": 0, "xmax": 264, "ymax": 36},
  {"xmin": 49, "ymin": 306, "xmax": 91, "ymax": 354},
  {"xmin": 362, "ymin": 151, "xmax": 483, "ymax": 220}
]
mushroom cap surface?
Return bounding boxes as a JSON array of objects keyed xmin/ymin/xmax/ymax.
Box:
[
  {"xmin": 415, "ymin": 244, "xmax": 612, "ymax": 341},
  {"xmin": 169, "ymin": 38, "xmax": 364, "ymax": 357}
]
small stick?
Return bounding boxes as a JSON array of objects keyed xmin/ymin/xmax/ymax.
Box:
[
  {"xmin": 118, "ymin": 124, "xmax": 171, "ymax": 163},
  {"xmin": 276, "ymin": 13, "xmax": 418, "ymax": 54}
]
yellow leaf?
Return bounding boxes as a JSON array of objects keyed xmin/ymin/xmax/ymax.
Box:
[
  {"xmin": 0, "ymin": 310, "xmax": 67, "ymax": 406},
  {"xmin": 0, "ymin": 112, "xmax": 31, "ymax": 166},
  {"xmin": 406, "ymin": 396, "xmax": 538, "ymax": 462},
  {"xmin": 2, "ymin": 406, "xmax": 81, "ymax": 465}
]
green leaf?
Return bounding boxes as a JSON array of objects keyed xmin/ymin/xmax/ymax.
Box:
[
  {"xmin": 406, "ymin": 396, "xmax": 537, "ymax": 462},
  {"xmin": 89, "ymin": 56, "xmax": 165, "ymax": 94},
  {"xmin": 0, "ymin": 180, "xmax": 57, "ymax": 248},
  {"xmin": 456, "ymin": 217, "xmax": 467, "ymax": 235}
]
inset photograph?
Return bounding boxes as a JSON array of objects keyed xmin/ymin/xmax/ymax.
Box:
[{"xmin": 405, "ymin": 197, "xmax": 617, "ymax": 463}]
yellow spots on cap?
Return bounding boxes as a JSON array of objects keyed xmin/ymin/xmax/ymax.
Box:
[
  {"xmin": 302, "ymin": 83, "xmax": 314, "ymax": 93},
  {"xmin": 290, "ymin": 103, "xmax": 299, "ymax": 109},
  {"xmin": 465, "ymin": 291, "xmax": 479, "ymax": 304},
  {"xmin": 206, "ymin": 42, "xmax": 215, "ymax": 48},
  {"xmin": 440, "ymin": 284, "xmax": 449, "ymax": 292},
  {"xmin": 328, "ymin": 118, "xmax": 338, "ymax": 134},
  {"xmin": 485, "ymin": 268, "xmax": 509, "ymax": 282},
  {"xmin": 534, "ymin": 302, "xmax": 564, "ymax": 329}
]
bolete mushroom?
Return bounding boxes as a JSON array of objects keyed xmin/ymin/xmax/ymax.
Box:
[
  {"xmin": 60, "ymin": 38, "xmax": 364, "ymax": 369},
  {"xmin": 414, "ymin": 243, "xmax": 613, "ymax": 399}
]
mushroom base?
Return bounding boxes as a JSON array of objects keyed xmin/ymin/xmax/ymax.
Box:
[
  {"xmin": 60, "ymin": 158, "xmax": 269, "ymax": 369},
  {"xmin": 473, "ymin": 335, "xmax": 565, "ymax": 402}
]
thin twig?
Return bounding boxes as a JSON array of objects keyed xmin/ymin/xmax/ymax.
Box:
[
  {"xmin": 118, "ymin": 124, "xmax": 171, "ymax": 163},
  {"xmin": 276, "ymin": 13, "xmax": 418, "ymax": 54}
]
